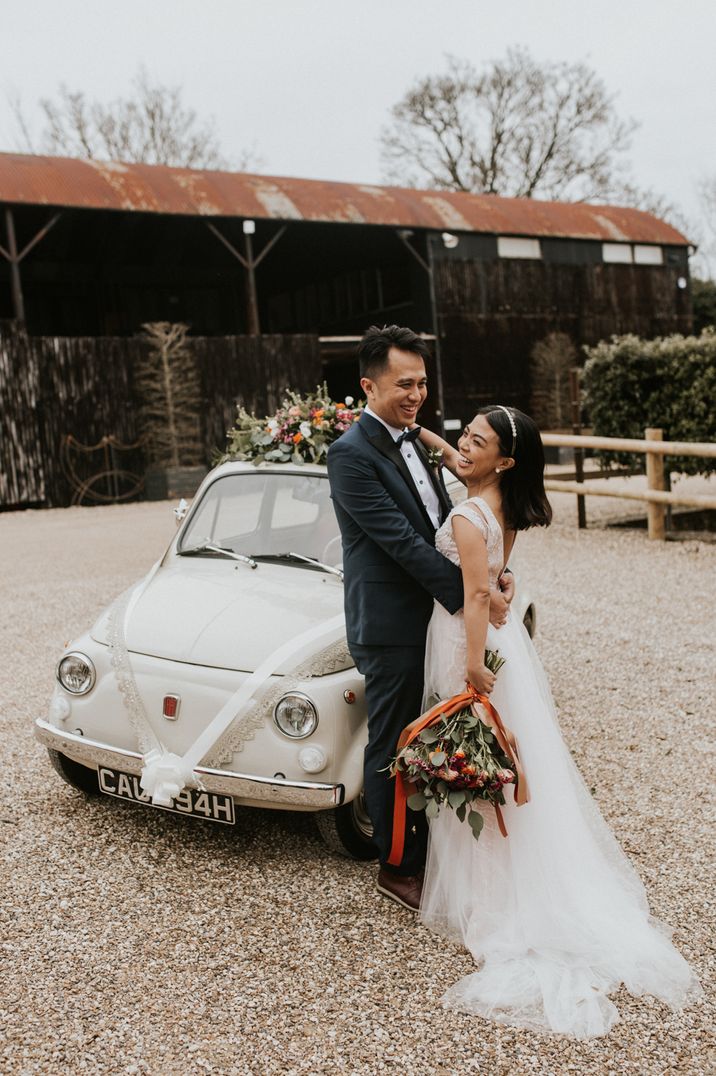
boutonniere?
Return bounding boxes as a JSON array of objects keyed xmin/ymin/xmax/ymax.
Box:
[{"xmin": 426, "ymin": 447, "xmax": 443, "ymax": 470}]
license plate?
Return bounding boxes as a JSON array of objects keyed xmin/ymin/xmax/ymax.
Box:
[{"xmin": 97, "ymin": 766, "xmax": 235, "ymax": 825}]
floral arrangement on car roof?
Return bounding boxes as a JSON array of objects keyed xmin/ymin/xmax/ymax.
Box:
[{"xmin": 221, "ymin": 385, "xmax": 363, "ymax": 465}]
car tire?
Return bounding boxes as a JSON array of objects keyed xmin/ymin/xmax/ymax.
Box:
[
  {"xmin": 315, "ymin": 793, "xmax": 377, "ymax": 860},
  {"xmin": 522, "ymin": 603, "xmax": 536, "ymax": 638},
  {"xmin": 47, "ymin": 749, "xmax": 100, "ymax": 795}
]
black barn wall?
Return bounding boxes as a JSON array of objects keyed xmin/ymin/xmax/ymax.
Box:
[
  {"xmin": 433, "ymin": 257, "xmax": 692, "ymax": 425},
  {"xmin": 0, "ymin": 327, "xmax": 321, "ymax": 508}
]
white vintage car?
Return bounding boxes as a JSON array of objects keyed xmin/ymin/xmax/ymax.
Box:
[{"xmin": 36, "ymin": 461, "xmax": 536, "ymax": 859}]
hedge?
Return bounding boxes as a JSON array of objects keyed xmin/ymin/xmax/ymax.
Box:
[{"xmin": 581, "ymin": 329, "xmax": 716, "ymax": 476}]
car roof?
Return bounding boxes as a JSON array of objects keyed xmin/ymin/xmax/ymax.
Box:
[{"xmin": 209, "ymin": 460, "xmax": 331, "ymax": 479}]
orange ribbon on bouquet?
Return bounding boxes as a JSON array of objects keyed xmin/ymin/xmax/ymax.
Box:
[{"xmin": 387, "ymin": 683, "xmax": 529, "ymax": 867}]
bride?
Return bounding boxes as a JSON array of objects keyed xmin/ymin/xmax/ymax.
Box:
[{"xmin": 416, "ymin": 405, "xmax": 701, "ymax": 1038}]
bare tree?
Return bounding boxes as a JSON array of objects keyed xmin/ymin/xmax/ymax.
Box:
[
  {"xmin": 9, "ymin": 68, "xmax": 258, "ymax": 171},
  {"xmin": 531, "ymin": 332, "xmax": 577, "ymax": 429},
  {"xmin": 380, "ymin": 49, "xmax": 636, "ymax": 202},
  {"xmin": 137, "ymin": 322, "xmax": 203, "ymax": 467},
  {"xmin": 696, "ymin": 175, "xmax": 716, "ymax": 277}
]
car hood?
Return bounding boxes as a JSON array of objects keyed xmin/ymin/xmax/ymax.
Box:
[{"xmin": 91, "ymin": 559, "xmax": 349, "ymax": 674}]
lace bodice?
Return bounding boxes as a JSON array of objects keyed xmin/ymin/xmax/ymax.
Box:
[{"xmin": 436, "ymin": 497, "xmax": 504, "ymax": 588}]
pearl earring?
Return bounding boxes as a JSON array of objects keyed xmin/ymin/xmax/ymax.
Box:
[{"xmin": 495, "ymin": 467, "xmax": 501, "ymax": 473}]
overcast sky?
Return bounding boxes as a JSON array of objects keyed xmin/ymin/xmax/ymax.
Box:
[{"xmin": 2, "ymin": 0, "xmax": 715, "ymax": 266}]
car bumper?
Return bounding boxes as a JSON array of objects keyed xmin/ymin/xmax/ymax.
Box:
[{"xmin": 35, "ymin": 719, "xmax": 345, "ymax": 809}]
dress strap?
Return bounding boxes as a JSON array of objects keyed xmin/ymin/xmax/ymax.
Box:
[{"xmin": 450, "ymin": 501, "xmax": 489, "ymax": 540}]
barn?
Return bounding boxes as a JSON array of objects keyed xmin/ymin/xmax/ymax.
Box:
[{"xmin": 0, "ymin": 152, "xmax": 692, "ymax": 507}]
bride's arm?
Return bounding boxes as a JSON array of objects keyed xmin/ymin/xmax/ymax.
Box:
[
  {"xmin": 452, "ymin": 515, "xmax": 496, "ymax": 696},
  {"xmin": 416, "ymin": 425, "xmax": 464, "ymax": 482}
]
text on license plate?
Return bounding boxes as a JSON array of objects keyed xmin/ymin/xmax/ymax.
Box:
[{"xmin": 97, "ymin": 766, "xmax": 235, "ymax": 824}]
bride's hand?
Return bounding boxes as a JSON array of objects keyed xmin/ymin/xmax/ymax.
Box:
[{"xmin": 467, "ymin": 664, "xmax": 496, "ymax": 696}]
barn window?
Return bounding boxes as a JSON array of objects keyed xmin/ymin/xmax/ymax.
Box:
[
  {"xmin": 602, "ymin": 243, "xmax": 633, "ymax": 263},
  {"xmin": 634, "ymin": 245, "xmax": 664, "ymax": 265},
  {"xmin": 497, "ymin": 237, "xmax": 542, "ymax": 260}
]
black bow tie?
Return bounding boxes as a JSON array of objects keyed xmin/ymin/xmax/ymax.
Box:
[{"xmin": 396, "ymin": 426, "xmax": 422, "ymax": 446}]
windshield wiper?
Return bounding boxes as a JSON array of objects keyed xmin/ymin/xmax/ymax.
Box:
[
  {"xmin": 250, "ymin": 552, "xmax": 343, "ymax": 580},
  {"xmin": 179, "ymin": 542, "xmax": 257, "ymax": 569}
]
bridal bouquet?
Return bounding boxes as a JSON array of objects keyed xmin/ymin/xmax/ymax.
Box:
[
  {"xmin": 220, "ymin": 385, "xmax": 362, "ymax": 466},
  {"xmin": 388, "ymin": 652, "xmax": 529, "ymax": 863}
]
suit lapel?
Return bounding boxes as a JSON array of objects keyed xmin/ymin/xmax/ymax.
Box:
[{"xmin": 359, "ymin": 414, "xmax": 436, "ymax": 532}]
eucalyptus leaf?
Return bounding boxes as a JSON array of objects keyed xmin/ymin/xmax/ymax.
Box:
[
  {"xmin": 455, "ymin": 802, "xmax": 467, "ymax": 823},
  {"xmin": 429, "ymin": 751, "xmax": 446, "ymax": 767},
  {"xmin": 448, "ymin": 790, "xmax": 466, "ymax": 809},
  {"xmin": 419, "ymin": 729, "xmax": 441, "ymax": 745},
  {"xmin": 425, "ymin": 798, "xmax": 440, "ymax": 819},
  {"xmin": 468, "ymin": 810, "xmax": 485, "ymax": 837},
  {"xmin": 407, "ymin": 792, "xmax": 427, "ymax": 811}
]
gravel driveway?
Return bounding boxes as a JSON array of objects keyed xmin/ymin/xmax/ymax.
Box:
[{"xmin": 1, "ymin": 489, "xmax": 713, "ymax": 1075}]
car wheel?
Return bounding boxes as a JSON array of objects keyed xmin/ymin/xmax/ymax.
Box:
[
  {"xmin": 314, "ymin": 792, "xmax": 377, "ymax": 860},
  {"xmin": 522, "ymin": 603, "xmax": 536, "ymax": 638},
  {"xmin": 47, "ymin": 749, "xmax": 100, "ymax": 795}
]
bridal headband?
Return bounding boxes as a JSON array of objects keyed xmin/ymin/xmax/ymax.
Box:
[{"xmin": 495, "ymin": 405, "xmax": 517, "ymax": 456}]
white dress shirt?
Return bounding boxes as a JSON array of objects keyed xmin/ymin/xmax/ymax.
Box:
[{"xmin": 364, "ymin": 405, "xmax": 442, "ymax": 529}]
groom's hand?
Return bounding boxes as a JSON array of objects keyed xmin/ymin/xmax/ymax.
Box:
[
  {"xmin": 489, "ymin": 589, "xmax": 509, "ymax": 628},
  {"xmin": 499, "ymin": 570, "xmax": 515, "ymax": 605},
  {"xmin": 489, "ymin": 571, "xmax": 514, "ymax": 628}
]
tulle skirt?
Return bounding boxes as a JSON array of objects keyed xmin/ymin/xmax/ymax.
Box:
[{"xmin": 420, "ymin": 605, "xmax": 702, "ymax": 1038}]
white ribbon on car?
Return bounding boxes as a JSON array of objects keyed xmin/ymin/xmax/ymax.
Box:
[{"xmin": 107, "ymin": 576, "xmax": 346, "ymax": 807}]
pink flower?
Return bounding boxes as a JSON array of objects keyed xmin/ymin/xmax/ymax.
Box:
[{"xmin": 437, "ymin": 767, "xmax": 460, "ymax": 782}]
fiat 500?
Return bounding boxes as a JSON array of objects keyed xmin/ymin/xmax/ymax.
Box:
[{"xmin": 36, "ymin": 461, "xmax": 536, "ymax": 859}]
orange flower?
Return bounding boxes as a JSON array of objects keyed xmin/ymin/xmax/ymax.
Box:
[{"xmin": 293, "ymin": 432, "xmax": 303, "ymax": 443}]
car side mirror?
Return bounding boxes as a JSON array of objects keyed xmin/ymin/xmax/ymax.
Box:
[{"xmin": 173, "ymin": 498, "xmax": 188, "ymax": 526}]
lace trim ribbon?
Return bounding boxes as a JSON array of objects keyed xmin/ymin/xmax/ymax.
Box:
[
  {"xmin": 204, "ymin": 636, "xmax": 352, "ymax": 767},
  {"xmin": 106, "ymin": 578, "xmax": 347, "ymax": 806}
]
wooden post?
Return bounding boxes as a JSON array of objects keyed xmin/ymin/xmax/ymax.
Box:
[
  {"xmin": 569, "ymin": 367, "xmax": 586, "ymax": 529},
  {"xmin": 4, "ymin": 208, "xmax": 25, "ymax": 324},
  {"xmin": 645, "ymin": 427, "xmax": 666, "ymax": 540},
  {"xmin": 243, "ymin": 229, "xmax": 261, "ymax": 336}
]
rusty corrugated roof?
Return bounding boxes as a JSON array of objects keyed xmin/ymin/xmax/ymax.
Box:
[{"xmin": 0, "ymin": 152, "xmax": 689, "ymax": 245}]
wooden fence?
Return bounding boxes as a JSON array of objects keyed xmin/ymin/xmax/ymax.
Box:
[
  {"xmin": 542, "ymin": 429, "xmax": 716, "ymax": 539},
  {"xmin": 0, "ymin": 327, "xmax": 321, "ymax": 508}
]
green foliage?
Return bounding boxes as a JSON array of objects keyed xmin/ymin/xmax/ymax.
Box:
[
  {"xmin": 582, "ymin": 330, "xmax": 716, "ymax": 476},
  {"xmin": 692, "ymin": 278, "xmax": 716, "ymax": 334}
]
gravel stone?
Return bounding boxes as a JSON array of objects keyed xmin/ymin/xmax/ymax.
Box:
[{"xmin": 0, "ymin": 486, "xmax": 713, "ymax": 1075}]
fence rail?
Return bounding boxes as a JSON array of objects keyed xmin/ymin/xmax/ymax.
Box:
[
  {"xmin": 541, "ymin": 429, "xmax": 716, "ymax": 539},
  {"xmin": 542, "ymin": 432, "xmax": 716, "ymax": 460}
]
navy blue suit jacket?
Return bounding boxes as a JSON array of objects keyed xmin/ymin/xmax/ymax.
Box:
[{"xmin": 327, "ymin": 411, "xmax": 464, "ymax": 647}]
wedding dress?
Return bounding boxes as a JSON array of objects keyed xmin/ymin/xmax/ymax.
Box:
[{"xmin": 420, "ymin": 496, "xmax": 701, "ymax": 1038}]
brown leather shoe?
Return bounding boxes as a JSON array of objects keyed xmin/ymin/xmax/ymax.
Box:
[{"xmin": 376, "ymin": 868, "xmax": 423, "ymax": 911}]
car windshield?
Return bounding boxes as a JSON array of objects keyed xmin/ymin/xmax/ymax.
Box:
[{"xmin": 178, "ymin": 471, "xmax": 342, "ymax": 567}]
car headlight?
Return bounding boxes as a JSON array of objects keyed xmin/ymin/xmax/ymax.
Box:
[
  {"xmin": 57, "ymin": 652, "xmax": 96, "ymax": 695},
  {"xmin": 274, "ymin": 693, "xmax": 318, "ymax": 739}
]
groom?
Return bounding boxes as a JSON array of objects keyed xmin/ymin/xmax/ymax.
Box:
[{"xmin": 327, "ymin": 325, "xmax": 512, "ymax": 910}]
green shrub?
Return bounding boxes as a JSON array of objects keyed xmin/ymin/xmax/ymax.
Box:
[{"xmin": 582, "ymin": 330, "xmax": 716, "ymax": 476}]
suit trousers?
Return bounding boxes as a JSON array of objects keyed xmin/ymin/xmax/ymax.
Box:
[{"xmin": 349, "ymin": 643, "xmax": 428, "ymax": 876}]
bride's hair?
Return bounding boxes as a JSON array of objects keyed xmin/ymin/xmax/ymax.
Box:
[{"xmin": 477, "ymin": 406, "xmax": 552, "ymax": 531}]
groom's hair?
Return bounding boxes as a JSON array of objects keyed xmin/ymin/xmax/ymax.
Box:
[{"xmin": 358, "ymin": 324, "xmax": 431, "ymax": 379}]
